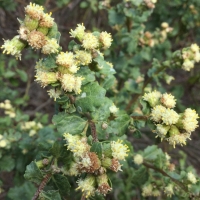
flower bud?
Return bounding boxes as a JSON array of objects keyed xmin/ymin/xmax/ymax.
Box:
[
  {"xmin": 102, "ymin": 157, "xmax": 122, "ymax": 172},
  {"xmin": 169, "ymin": 125, "xmax": 179, "ymax": 136},
  {"xmin": 37, "ymin": 26, "xmax": 49, "ymax": 35},
  {"xmin": 133, "ymin": 154, "xmax": 143, "ymax": 165},
  {"xmin": 187, "ymin": 172, "xmax": 197, "ymax": 184},
  {"xmin": 70, "ymin": 24, "xmax": 85, "ymax": 41},
  {"xmin": 24, "ymin": 15, "xmax": 39, "ymax": 31},
  {"xmin": 102, "ymin": 122, "xmax": 108, "ymax": 130}
]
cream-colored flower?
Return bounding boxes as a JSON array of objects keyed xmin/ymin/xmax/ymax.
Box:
[
  {"xmin": 190, "ymin": 44, "xmax": 199, "ymax": 53},
  {"xmin": 42, "ymin": 38, "xmax": 59, "ymax": 54},
  {"xmin": 187, "ymin": 172, "xmax": 197, "ymax": 184},
  {"xmin": 143, "ymin": 91, "xmax": 161, "ymax": 107},
  {"xmin": 109, "ymin": 104, "xmax": 118, "ymax": 114},
  {"xmin": 27, "ymin": 30, "xmax": 46, "ymax": 49},
  {"xmin": 47, "ymin": 89, "xmax": 61, "ymax": 101},
  {"xmin": 167, "ymin": 133, "xmax": 191, "ymax": 148},
  {"xmin": 162, "ymin": 109, "xmax": 179, "ymax": 125},
  {"xmin": 70, "ymin": 23, "xmax": 85, "ymax": 41},
  {"xmin": 111, "ymin": 140, "xmax": 129, "ymax": 161},
  {"xmin": 82, "ymin": 33, "xmax": 99, "ymax": 50},
  {"xmin": 25, "ymin": 2, "xmax": 44, "ymax": 20},
  {"xmin": 182, "ymin": 108, "xmax": 199, "ymax": 133},
  {"xmin": 182, "ymin": 59, "xmax": 194, "ymax": 71},
  {"xmin": 76, "ymin": 176, "xmax": 96, "ymax": 198},
  {"xmin": 164, "ymin": 184, "xmax": 174, "ymax": 197},
  {"xmin": 142, "ymin": 184, "xmax": 153, "ymax": 197},
  {"xmin": 56, "ymin": 52, "xmax": 74, "ymax": 67},
  {"xmin": 18, "ymin": 26, "xmax": 30, "ymax": 41},
  {"xmin": 155, "ymin": 124, "xmax": 170, "ymax": 139},
  {"xmin": 133, "ymin": 154, "xmax": 143, "ymax": 165},
  {"xmin": 150, "ymin": 105, "xmax": 166, "ymax": 122},
  {"xmin": 99, "ymin": 31, "xmax": 113, "ymax": 49},
  {"xmin": 39, "ymin": 12, "xmax": 54, "ymax": 28},
  {"xmin": 161, "ymin": 93, "xmax": 176, "ymax": 108},
  {"xmin": 75, "ymin": 50, "xmax": 92, "ymax": 65},
  {"xmin": 63, "ymin": 133, "xmax": 90, "ymax": 156},
  {"xmin": 60, "ymin": 73, "xmax": 75, "ymax": 92}
]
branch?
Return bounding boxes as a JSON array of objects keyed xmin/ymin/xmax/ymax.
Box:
[
  {"xmin": 131, "ymin": 115, "xmax": 149, "ymax": 121},
  {"xmin": 143, "ymin": 161, "xmax": 189, "ymax": 192},
  {"xmin": 32, "ymin": 173, "xmax": 52, "ymax": 200}
]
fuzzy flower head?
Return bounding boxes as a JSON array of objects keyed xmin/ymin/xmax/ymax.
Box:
[
  {"xmin": 133, "ymin": 154, "xmax": 143, "ymax": 165},
  {"xmin": 39, "ymin": 12, "xmax": 54, "ymax": 28},
  {"xmin": 111, "ymin": 140, "xmax": 129, "ymax": 161},
  {"xmin": 82, "ymin": 33, "xmax": 99, "ymax": 50},
  {"xmin": 164, "ymin": 184, "xmax": 174, "ymax": 197},
  {"xmin": 42, "ymin": 38, "xmax": 59, "ymax": 54},
  {"xmin": 27, "ymin": 30, "xmax": 46, "ymax": 49},
  {"xmin": 143, "ymin": 91, "xmax": 162, "ymax": 107},
  {"xmin": 18, "ymin": 26, "xmax": 30, "ymax": 41},
  {"xmin": 75, "ymin": 50, "xmax": 92, "ymax": 65},
  {"xmin": 99, "ymin": 31, "xmax": 113, "ymax": 49},
  {"xmin": 97, "ymin": 174, "xmax": 112, "ymax": 196},
  {"xmin": 187, "ymin": 172, "xmax": 197, "ymax": 184},
  {"xmin": 56, "ymin": 52, "xmax": 74, "ymax": 67},
  {"xmin": 162, "ymin": 109, "xmax": 179, "ymax": 125},
  {"xmin": 70, "ymin": 23, "xmax": 85, "ymax": 41},
  {"xmin": 191, "ymin": 44, "xmax": 199, "ymax": 53},
  {"xmin": 35, "ymin": 70, "xmax": 58, "ymax": 87},
  {"xmin": 161, "ymin": 93, "xmax": 176, "ymax": 108},
  {"xmin": 155, "ymin": 124, "xmax": 170, "ymax": 139},
  {"xmin": 182, "ymin": 59, "xmax": 194, "ymax": 71},
  {"xmin": 182, "ymin": 108, "xmax": 199, "ymax": 133},
  {"xmin": 76, "ymin": 176, "xmax": 96, "ymax": 198},
  {"xmin": 109, "ymin": 104, "xmax": 118, "ymax": 114},
  {"xmin": 1, "ymin": 36, "xmax": 26, "ymax": 60},
  {"xmin": 25, "ymin": 2, "xmax": 44, "ymax": 20},
  {"xmin": 63, "ymin": 133, "xmax": 90, "ymax": 156},
  {"xmin": 78, "ymin": 152, "xmax": 101, "ymax": 173},
  {"xmin": 60, "ymin": 74, "xmax": 83, "ymax": 94},
  {"xmin": 68, "ymin": 65, "xmax": 79, "ymax": 74},
  {"xmin": 47, "ymin": 89, "xmax": 61, "ymax": 101},
  {"xmin": 142, "ymin": 184, "xmax": 153, "ymax": 197},
  {"xmin": 167, "ymin": 132, "xmax": 191, "ymax": 148},
  {"xmin": 150, "ymin": 105, "xmax": 166, "ymax": 122}
]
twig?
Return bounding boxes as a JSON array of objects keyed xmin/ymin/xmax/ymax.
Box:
[
  {"xmin": 32, "ymin": 173, "xmax": 52, "ymax": 200},
  {"xmin": 89, "ymin": 120, "xmax": 98, "ymax": 142},
  {"xmin": 131, "ymin": 115, "xmax": 149, "ymax": 121},
  {"xmin": 143, "ymin": 161, "xmax": 188, "ymax": 192}
]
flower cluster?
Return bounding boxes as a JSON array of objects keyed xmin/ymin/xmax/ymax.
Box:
[
  {"xmin": 181, "ymin": 44, "xmax": 200, "ymax": 71},
  {"xmin": 139, "ymin": 22, "xmax": 173, "ymax": 47},
  {"xmin": 143, "ymin": 91, "xmax": 199, "ymax": 147},
  {"xmin": 70, "ymin": 24, "xmax": 113, "ymax": 50},
  {"xmin": 0, "ymin": 100, "xmax": 16, "ymax": 118},
  {"xmin": 21, "ymin": 121, "xmax": 43, "ymax": 137},
  {"xmin": 1, "ymin": 2, "xmax": 59, "ymax": 59},
  {"xmin": 63, "ymin": 133, "xmax": 129, "ymax": 198}
]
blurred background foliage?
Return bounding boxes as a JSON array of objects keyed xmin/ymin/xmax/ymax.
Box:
[{"xmin": 0, "ymin": 0, "xmax": 200, "ymax": 199}]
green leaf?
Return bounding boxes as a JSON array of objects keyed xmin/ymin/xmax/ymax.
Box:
[
  {"xmin": 52, "ymin": 174, "xmax": 70, "ymax": 196},
  {"xmin": 52, "ymin": 113, "xmax": 87, "ymax": 135},
  {"xmin": 110, "ymin": 111, "xmax": 130, "ymax": 136},
  {"xmin": 39, "ymin": 190, "xmax": 62, "ymax": 200},
  {"xmin": 0, "ymin": 155, "xmax": 15, "ymax": 172},
  {"xmin": 91, "ymin": 98, "xmax": 113, "ymax": 121},
  {"xmin": 50, "ymin": 141, "xmax": 63, "ymax": 158},
  {"xmin": 24, "ymin": 161, "xmax": 43, "ymax": 184},
  {"xmin": 75, "ymin": 82, "xmax": 106, "ymax": 112},
  {"xmin": 7, "ymin": 182, "xmax": 36, "ymax": 200},
  {"xmin": 16, "ymin": 69, "xmax": 28, "ymax": 82},
  {"xmin": 143, "ymin": 145, "xmax": 163, "ymax": 161},
  {"xmin": 41, "ymin": 55, "xmax": 58, "ymax": 69},
  {"xmin": 76, "ymin": 67, "xmax": 95, "ymax": 85},
  {"xmin": 101, "ymin": 75, "xmax": 115, "ymax": 90},
  {"xmin": 108, "ymin": 9, "xmax": 126, "ymax": 26},
  {"xmin": 90, "ymin": 142, "xmax": 102, "ymax": 158},
  {"xmin": 132, "ymin": 166, "xmax": 149, "ymax": 186},
  {"xmin": 94, "ymin": 54, "xmax": 116, "ymax": 75}
]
